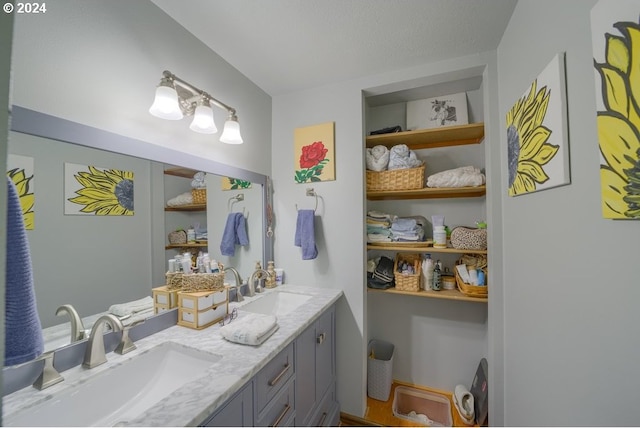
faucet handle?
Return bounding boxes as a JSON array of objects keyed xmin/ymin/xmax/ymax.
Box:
[
  {"xmin": 115, "ymin": 320, "xmax": 143, "ymax": 355},
  {"xmin": 32, "ymin": 351, "xmax": 64, "ymax": 390}
]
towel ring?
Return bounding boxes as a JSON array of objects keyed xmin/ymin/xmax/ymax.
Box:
[
  {"xmin": 295, "ymin": 188, "xmax": 318, "ymax": 212},
  {"xmin": 228, "ymin": 193, "xmax": 245, "ymax": 214}
]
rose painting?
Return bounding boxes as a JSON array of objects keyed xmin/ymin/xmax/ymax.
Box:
[{"xmin": 294, "ymin": 122, "xmax": 335, "ymax": 183}]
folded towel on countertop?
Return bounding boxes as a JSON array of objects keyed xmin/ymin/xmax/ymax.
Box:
[
  {"xmin": 109, "ymin": 296, "xmax": 154, "ymax": 317},
  {"xmin": 220, "ymin": 212, "xmax": 249, "ymax": 256},
  {"xmin": 220, "ymin": 313, "xmax": 279, "ymax": 346},
  {"xmin": 5, "ymin": 177, "xmax": 44, "ymax": 366},
  {"xmin": 295, "ymin": 209, "xmax": 317, "ymax": 260},
  {"xmin": 365, "ymin": 145, "xmax": 390, "ymax": 171},
  {"xmin": 426, "ymin": 166, "xmax": 486, "ymax": 188},
  {"xmin": 388, "ymin": 144, "xmax": 422, "ymax": 170}
]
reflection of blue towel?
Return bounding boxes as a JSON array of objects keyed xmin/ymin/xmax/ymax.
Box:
[
  {"xmin": 220, "ymin": 212, "xmax": 249, "ymax": 256},
  {"xmin": 294, "ymin": 209, "xmax": 317, "ymax": 260},
  {"xmin": 5, "ymin": 177, "xmax": 43, "ymax": 366}
]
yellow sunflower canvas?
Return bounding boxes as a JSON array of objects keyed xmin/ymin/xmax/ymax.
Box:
[
  {"xmin": 6, "ymin": 154, "xmax": 35, "ymax": 229},
  {"xmin": 506, "ymin": 53, "xmax": 570, "ymax": 196},
  {"xmin": 591, "ymin": 0, "xmax": 640, "ymax": 219},
  {"xmin": 64, "ymin": 163, "xmax": 134, "ymax": 216}
]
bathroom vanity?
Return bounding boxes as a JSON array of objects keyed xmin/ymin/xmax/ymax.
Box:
[{"xmin": 2, "ymin": 285, "xmax": 343, "ymax": 427}]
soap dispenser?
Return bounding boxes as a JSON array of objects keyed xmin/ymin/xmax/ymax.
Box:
[{"xmin": 266, "ymin": 261, "xmax": 276, "ymax": 288}]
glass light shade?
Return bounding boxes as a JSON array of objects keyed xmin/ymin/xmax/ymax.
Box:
[
  {"xmin": 149, "ymin": 86, "xmax": 183, "ymax": 120},
  {"xmin": 189, "ymin": 104, "xmax": 218, "ymax": 134},
  {"xmin": 220, "ymin": 119, "xmax": 243, "ymax": 144}
]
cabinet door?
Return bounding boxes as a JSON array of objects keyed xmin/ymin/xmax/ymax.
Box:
[
  {"xmin": 315, "ymin": 306, "xmax": 335, "ymax": 398},
  {"xmin": 295, "ymin": 323, "xmax": 317, "ymax": 425},
  {"xmin": 201, "ymin": 381, "xmax": 253, "ymax": 427}
]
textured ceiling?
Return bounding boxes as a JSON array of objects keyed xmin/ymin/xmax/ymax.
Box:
[{"xmin": 151, "ymin": 0, "xmax": 518, "ymax": 96}]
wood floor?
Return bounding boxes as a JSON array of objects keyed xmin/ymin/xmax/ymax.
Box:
[{"xmin": 340, "ymin": 381, "xmax": 475, "ymax": 427}]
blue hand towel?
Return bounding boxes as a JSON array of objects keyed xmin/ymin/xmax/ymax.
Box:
[
  {"xmin": 294, "ymin": 209, "xmax": 317, "ymax": 260},
  {"xmin": 5, "ymin": 177, "xmax": 43, "ymax": 366},
  {"xmin": 220, "ymin": 212, "xmax": 249, "ymax": 256}
]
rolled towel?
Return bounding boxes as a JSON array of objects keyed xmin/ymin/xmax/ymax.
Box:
[
  {"xmin": 365, "ymin": 145, "xmax": 390, "ymax": 171},
  {"xmin": 388, "ymin": 144, "xmax": 422, "ymax": 170},
  {"xmin": 220, "ymin": 313, "xmax": 279, "ymax": 346},
  {"xmin": 109, "ymin": 296, "xmax": 154, "ymax": 317}
]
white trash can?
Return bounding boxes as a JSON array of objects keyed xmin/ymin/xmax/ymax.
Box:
[{"xmin": 367, "ymin": 339, "xmax": 394, "ymax": 401}]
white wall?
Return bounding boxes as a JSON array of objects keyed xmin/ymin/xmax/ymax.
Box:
[
  {"xmin": 10, "ymin": 0, "xmax": 271, "ymax": 176},
  {"xmin": 498, "ymin": 0, "xmax": 640, "ymax": 425},
  {"xmin": 272, "ymin": 52, "xmax": 501, "ymax": 417}
]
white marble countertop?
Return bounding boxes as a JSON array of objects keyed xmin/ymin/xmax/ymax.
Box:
[{"xmin": 2, "ymin": 285, "xmax": 343, "ymax": 427}]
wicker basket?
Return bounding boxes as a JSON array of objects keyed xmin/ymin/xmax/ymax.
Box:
[
  {"xmin": 192, "ymin": 188, "xmax": 207, "ymax": 204},
  {"xmin": 168, "ymin": 230, "xmax": 187, "ymax": 245},
  {"xmin": 454, "ymin": 263, "xmax": 488, "ymax": 298},
  {"xmin": 366, "ymin": 163, "xmax": 425, "ymax": 191},
  {"xmin": 165, "ymin": 272, "xmax": 225, "ymax": 292},
  {"xmin": 394, "ymin": 253, "xmax": 422, "ymax": 292}
]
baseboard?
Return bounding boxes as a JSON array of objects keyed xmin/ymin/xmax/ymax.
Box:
[{"xmin": 339, "ymin": 411, "xmax": 382, "ymax": 427}]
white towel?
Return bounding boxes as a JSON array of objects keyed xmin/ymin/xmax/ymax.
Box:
[
  {"xmin": 365, "ymin": 145, "xmax": 390, "ymax": 171},
  {"xmin": 121, "ymin": 308, "xmax": 155, "ymax": 327},
  {"xmin": 426, "ymin": 166, "xmax": 486, "ymax": 188},
  {"xmin": 220, "ymin": 313, "xmax": 279, "ymax": 346},
  {"xmin": 388, "ymin": 144, "xmax": 422, "ymax": 170},
  {"xmin": 166, "ymin": 191, "xmax": 194, "ymax": 207},
  {"xmin": 109, "ymin": 296, "xmax": 154, "ymax": 317}
]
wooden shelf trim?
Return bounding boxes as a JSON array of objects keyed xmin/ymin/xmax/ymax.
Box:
[
  {"xmin": 367, "ymin": 185, "xmax": 485, "ymax": 200},
  {"xmin": 164, "ymin": 167, "xmax": 199, "ymax": 178},
  {"xmin": 368, "ymin": 286, "xmax": 487, "ymax": 303},
  {"xmin": 367, "ymin": 244, "xmax": 487, "ymax": 255},
  {"xmin": 365, "ymin": 122, "xmax": 484, "ymax": 150},
  {"xmin": 164, "ymin": 204, "xmax": 206, "ymax": 212},
  {"xmin": 165, "ymin": 242, "xmax": 208, "ymax": 250}
]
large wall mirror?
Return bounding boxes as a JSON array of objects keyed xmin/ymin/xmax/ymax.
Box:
[{"xmin": 6, "ymin": 106, "xmax": 273, "ymax": 357}]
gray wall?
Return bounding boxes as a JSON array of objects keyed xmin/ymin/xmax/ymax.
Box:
[
  {"xmin": 10, "ymin": 0, "xmax": 272, "ymax": 177},
  {"xmin": 498, "ymin": 0, "xmax": 639, "ymax": 425},
  {"xmin": 9, "ymin": 132, "xmax": 154, "ymax": 328},
  {"xmin": 272, "ymin": 52, "xmax": 501, "ymax": 417}
]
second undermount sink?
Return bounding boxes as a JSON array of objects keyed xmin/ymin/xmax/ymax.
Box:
[
  {"xmin": 4, "ymin": 342, "xmax": 222, "ymax": 427},
  {"xmin": 238, "ymin": 290, "xmax": 313, "ymax": 317}
]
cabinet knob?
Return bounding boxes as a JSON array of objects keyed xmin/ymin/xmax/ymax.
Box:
[{"xmin": 317, "ymin": 333, "xmax": 326, "ymax": 344}]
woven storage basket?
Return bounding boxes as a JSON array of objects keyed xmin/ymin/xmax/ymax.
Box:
[
  {"xmin": 192, "ymin": 188, "xmax": 207, "ymax": 204},
  {"xmin": 454, "ymin": 262, "xmax": 488, "ymax": 298},
  {"xmin": 366, "ymin": 163, "xmax": 425, "ymax": 191},
  {"xmin": 181, "ymin": 272, "xmax": 225, "ymax": 292},
  {"xmin": 450, "ymin": 226, "xmax": 487, "ymax": 250},
  {"xmin": 168, "ymin": 230, "xmax": 187, "ymax": 245},
  {"xmin": 394, "ymin": 253, "xmax": 422, "ymax": 292},
  {"xmin": 165, "ymin": 272, "xmax": 183, "ymax": 291}
]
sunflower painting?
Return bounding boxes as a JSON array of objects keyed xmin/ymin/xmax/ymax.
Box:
[
  {"xmin": 64, "ymin": 163, "xmax": 134, "ymax": 216},
  {"xmin": 506, "ymin": 53, "xmax": 571, "ymax": 196},
  {"xmin": 591, "ymin": 0, "xmax": 640, "ymax": 219},
  {"xmin": 6, "ymin": 154, "xmax": 35, "ymax": 229}
]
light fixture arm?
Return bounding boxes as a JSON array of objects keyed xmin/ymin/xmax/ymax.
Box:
[{"xmin": 162, "ymin": 70, "xmax": 235, "ymax": 116}]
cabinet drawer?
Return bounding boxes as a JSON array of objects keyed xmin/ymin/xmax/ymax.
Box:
[
  {"xmin": 255, "ymin": 343, "xmax": 294, "ymax": 413},
  {"xmin": 256, "ymin": 378, "xmax": 295, "ymax": 427},
  {"xmin": 310, "ymin": 382, "xmax": 338, "ymax": 427}
]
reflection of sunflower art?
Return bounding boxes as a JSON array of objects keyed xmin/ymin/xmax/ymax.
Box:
[
  {"xmin": 506, "ymin": 53, "xmax": 570, "ymax": 196},
  {"xmin": 65, "ymin": 164, "xmax": 134, "ymax": 216},
  {"xmin": 7, "ymin": 168, "xmax": 35, "ymax": 229},
  {"xmin": 593, "ymin": 12, "xmax": 640, "ymax": 219}
]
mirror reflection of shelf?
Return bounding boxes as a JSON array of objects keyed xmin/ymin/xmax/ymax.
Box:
[
  {"xmin": 164, "ymin": 167, "xmax": 199, "ymax": 178},
  {"xmin": 165, "ymin": 242, "xmax": 208, "ymax": 250},
  {"xmin": 164, "ymin": 204, "xmax": 206, "ymax": 212}
]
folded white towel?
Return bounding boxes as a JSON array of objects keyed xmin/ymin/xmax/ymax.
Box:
[
  {"xmin": 220, "ymin": 313, "xmax": 279, "ymax": 346},
  {"xmin": 166, "ymin": 191, "xmax": 194, "ymax": 207},
  {"xmin": 109, "ymin": 296, "xmax": 154, "ymax": 317},
  {"xmin": 365, "ymin": 145, "xmax": 390, "ymax": 171},
  {"xmin": 426, "ymin": 166, "xmax": 486, "ymax": 188},
  {"xmin": 121, "ymin": 308, "xmax": 155, "ymax": 327}
]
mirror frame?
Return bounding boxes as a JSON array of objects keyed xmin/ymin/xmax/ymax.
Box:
[{"xmin": 10, "ymin": 105, "xmax": 273, "ymax": 267}]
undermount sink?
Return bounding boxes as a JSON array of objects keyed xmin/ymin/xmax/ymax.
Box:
[
  {"xmin": 238, "ymin": 290, "xmax": 312, "ymax": 316},
  {"xmin": 4, "ymin": 342, "xmax": 222, "ymax": 427}
]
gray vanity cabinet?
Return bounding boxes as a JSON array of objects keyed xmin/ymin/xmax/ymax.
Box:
[
  {"xmin": 294, "ymin": 306, "xmax": 338, "ymax": 426},
  {"xmin": 201, "ymin": 381, "xmax": 253, "ymax": 427}
]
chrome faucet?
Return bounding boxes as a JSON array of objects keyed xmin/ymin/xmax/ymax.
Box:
[
  {"xmin": 55, "ymin": 304, "xmax": 87, "ymax": 343},
  {"xmin": 83, "ymin": 314, "xmax": 123, "ymax": 369},
  {"xmin": 223, "ymin": 266, "xmax": 244, "ymax": 302},
  {"xmin": 249, "ymin": 269, "xmax": 270, "ymax": 295}
]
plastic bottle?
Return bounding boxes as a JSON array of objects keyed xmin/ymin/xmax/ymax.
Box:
[
  {"xmin": 187, "ymin": 227, "xmax": 196, "ymax": 243},
  {"xmin": 477, "ymin": 269, "xmax": 485, "ymax": 286},
  {"xmin": 432, "ymin": 259, "xmax": 442, "ymax": 291},
  {"xmin": 433, "ymin": 226, "xmax": 447, "ymax": 248},
  {"xmin": 422, "ymin": 254, "xmax": 434, "ymax": 291}
]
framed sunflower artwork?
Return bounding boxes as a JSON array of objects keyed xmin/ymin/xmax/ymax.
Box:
[
  {"xmin": 506, "ymin": 53, "xmax": 571, "ymax": 196},
  {"xmin": 64, "ymin": 163, "xmax": 134, "ymax": 216},
  {"xmin": 294, "ymin": 122, "xmax": 335, "ymax": 183},
  {"xmin": 591, "ymin": 0, "xmax": 640, "ymax": 219}
]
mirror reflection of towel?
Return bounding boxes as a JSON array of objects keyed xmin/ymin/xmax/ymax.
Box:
[
  {"xmin": 220, "ymin": 212, "xmax": 249, "ymax": 256},
  {"xmin": 5, "ymin": 177, "xmax": 44, "ymax": 366},
  {"xmin": 295, "ymin": 209, "xmax": 317, "ymax": 260}
]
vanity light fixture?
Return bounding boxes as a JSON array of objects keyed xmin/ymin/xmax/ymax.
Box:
[{"xmin": 149, "ymin": 70, "xmax": 243, "ymax": 144}]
